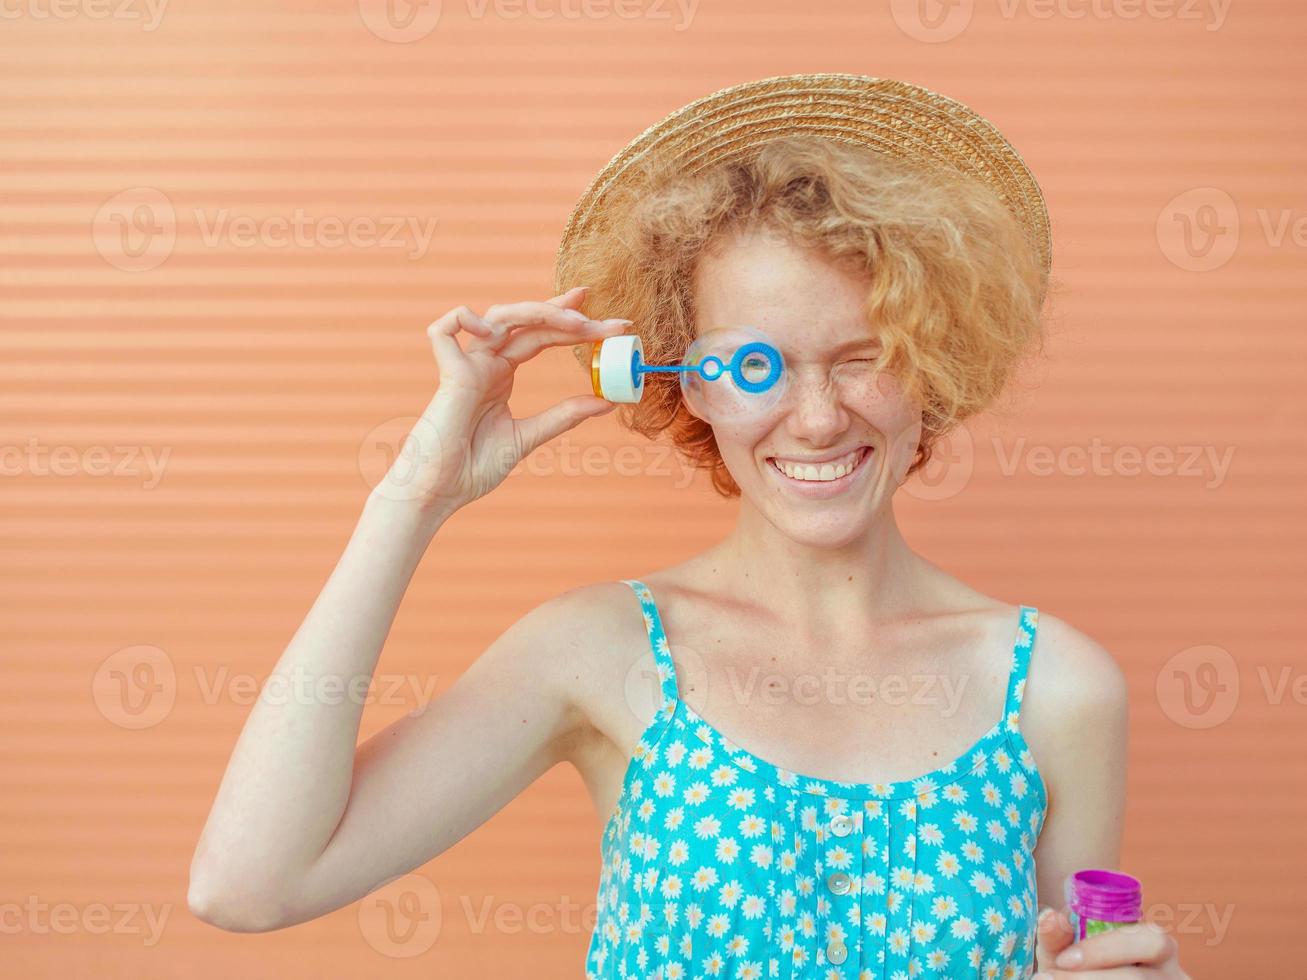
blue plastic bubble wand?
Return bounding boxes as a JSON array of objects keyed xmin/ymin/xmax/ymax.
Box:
[{"xmin": 589, "ymin": 333, "xmax": 782, "ymax": 404}]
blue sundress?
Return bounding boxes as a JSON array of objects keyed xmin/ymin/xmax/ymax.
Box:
[{"xmin": 585, "ymin": 579, "xmax": 1048, "ymax": 980}]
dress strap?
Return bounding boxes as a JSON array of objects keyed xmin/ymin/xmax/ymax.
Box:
[
  {"xmin": 1002, "ymin": 604, "xmax": 1040, "ymax": 732},
  {"xmin": 621, "ymin": 579, "xmax": 679, "ymax": 708}
]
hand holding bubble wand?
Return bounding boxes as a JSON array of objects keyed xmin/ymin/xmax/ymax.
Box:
[{"xmin": 587, "ymin": 326, "xmax": 789, "ymax": 424}]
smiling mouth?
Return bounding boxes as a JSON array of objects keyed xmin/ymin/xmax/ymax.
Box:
[{"xmin": 767, "ymin": 446, "xmax": 872, "ymax": 483}]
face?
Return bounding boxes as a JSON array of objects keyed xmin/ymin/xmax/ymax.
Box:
[{"xmin": 692, "ymin": 225, "xmax": 923, "ymax": 547}]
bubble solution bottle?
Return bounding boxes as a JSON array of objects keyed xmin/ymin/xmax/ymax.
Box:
[{"xmin": 1064, "ymin": 869, "xmax": 1143, "ymax": 941}]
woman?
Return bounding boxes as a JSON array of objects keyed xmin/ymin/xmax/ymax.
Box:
[{"xmin": 189, "ymin": 75, "xmax": 1189, "ymax": 979}]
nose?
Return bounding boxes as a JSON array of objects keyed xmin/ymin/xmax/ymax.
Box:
[{"xmin": 781, "ymin": 367, "xmax": 849, "ymax": 444}]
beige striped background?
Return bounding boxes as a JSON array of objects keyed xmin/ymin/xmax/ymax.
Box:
[{"xmin": 2, "ymin": 0, "xmax": 1304, "ymax": 977}]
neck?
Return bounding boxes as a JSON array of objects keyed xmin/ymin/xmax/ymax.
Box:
[{"xmin": 711, "ymin": 497, "xmax": 928, "ymax": 631}]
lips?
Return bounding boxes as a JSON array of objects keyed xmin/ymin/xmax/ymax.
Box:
[{"xmin": 767, "ymin": 446, "xmax": 871, "ymax": 483}]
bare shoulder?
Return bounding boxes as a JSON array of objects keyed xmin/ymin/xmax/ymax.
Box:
[
  {"xmin": 488, "ymin": 579, "xmax": 650, "ymax": 724},
  {"xmin": 1026, "ymin": 610, "xmax": 1129, "ymax": 714},
  {"xmin": 1021, "ymin": 609, "xmax": 1129, "ymax": 771}
]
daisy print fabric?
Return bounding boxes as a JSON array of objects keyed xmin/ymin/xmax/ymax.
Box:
[{"xmin": 585, "ymin": 581, "xmax": 1048, "ymax": 980}]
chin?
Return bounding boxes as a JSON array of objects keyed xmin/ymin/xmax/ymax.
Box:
[
  {"xmin": 767, "ymin": 509, "xmax": 877, "ymax": 548},
  {"xmin": 734, "ymin": 443, "xmax": 886, "ymax": 546}
]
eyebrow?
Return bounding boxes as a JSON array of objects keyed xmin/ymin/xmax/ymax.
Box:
[{"xmin": 829, "ymin": 337, "xmax": 883, "ymax": 354}]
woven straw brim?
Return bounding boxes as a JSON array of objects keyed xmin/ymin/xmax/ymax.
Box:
[{"xmin": 554, "ymin": 73, "xmax": 1051, "ymax": 293}]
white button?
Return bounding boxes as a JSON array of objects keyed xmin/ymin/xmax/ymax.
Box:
[
  {"xmin": 826, "ymin": 871, "xmax": 852, "ymax": 895},
  {"xmin": 830, "ymin": 814, "xmax": 854, "ymax": 837},
  {"xmin": 827, "ymin": 941, "xmax": 848, "ymax": 965}
]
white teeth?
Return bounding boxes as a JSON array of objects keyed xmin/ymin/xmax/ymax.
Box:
[{"xmin": 771, "ymin": 448, "xmax": 867, "ymax": 482}]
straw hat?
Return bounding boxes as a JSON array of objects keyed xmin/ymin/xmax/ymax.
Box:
[{"xmin": 554, "ymin": 72, "xmax": 1051, "ymax": 294}]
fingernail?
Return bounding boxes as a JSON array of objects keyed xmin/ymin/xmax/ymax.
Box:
[
  {"xmin": 602, "ymin": 318, "xmax": 633, "ymax": 327},
  {"xmin": 1055, "ymin": 947, "xmax": 1083, "ymax": 967},
  {"xmin": 1032, "ymin": 973, "xmax": 1052, "ymax": 980},
  {"xmin": 1037, "ymin": 909, "xmax": 1053, "ymax": 929}
]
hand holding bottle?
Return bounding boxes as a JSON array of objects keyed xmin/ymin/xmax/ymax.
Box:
[{"xmin": 1034, "ymin": 871, "xmax": 1188, "ymax": 979}]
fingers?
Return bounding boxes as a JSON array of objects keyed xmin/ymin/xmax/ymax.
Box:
[
  {"xmin": 1032, "ymin": 969, "xmax": 1152, "ymax": 980},
  {"xmin": 429, "ymin": 304, "xmax": 494, "ymax": 341},
  {"xmin": 426, "ymin": 291, "xmax": 633, "ymax": 374},
  {"xmin": 1044, "ymin": 921, "xmax": 1177, "ymax": 972},
  {"xmin": 462, "ymin": 299, "xmax": 586, "ymax": 354},
  {"xmin": 1036, "ymin": 905, "xmax": 1076, "ymax": 968},
  {"xmin": 545, "ymin": 284, "xmax": 587, "ymax": 308},
  {"xmin": 426, "ymin": 305, "xmax": 494, "ymax": 376},
  {"xmin": 515, "ymin": 394, "xmax": 617, "ymax": 458},
  {"xmin": 496, "ymin": 315, "xmax": 631, "ymax": 364},
  {"xmin": 484, "ymin": 298, "xmax": 596, "ymax": 331}
]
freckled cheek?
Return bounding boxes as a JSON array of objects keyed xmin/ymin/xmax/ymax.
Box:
[
  {"xmin": 710, "ymin": 416, "xmax": 777, "ymax": 464},
  {"xmin": 705, "ymin": 372, "xmax": 923, "ymax": 472},
  {"xmin": 853, "ymin": 374, "xmax": 924, "ymax": 484},
  {"xmin": 883, "ymin": 417, "xmax": 924, "ymax": 484}
]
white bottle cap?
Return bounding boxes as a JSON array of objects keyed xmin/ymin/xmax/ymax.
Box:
[{"xmin": 594, "ymin": 333, "xmax": 644, "ymax": 403}]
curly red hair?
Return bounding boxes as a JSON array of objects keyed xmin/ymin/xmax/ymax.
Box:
[{"xmin": 556, "ymin": 135, "xmax": 1053, "ymax": 497}]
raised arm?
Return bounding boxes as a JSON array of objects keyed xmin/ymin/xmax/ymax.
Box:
[{"xmin": 187, "ymin": 290, "xmax": 630, "ymax": 932}]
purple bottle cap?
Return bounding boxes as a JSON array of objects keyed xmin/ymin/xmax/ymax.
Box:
[{"xmin": 1064, "ymin": 868, "xmax": 1143, "ymax": 923}]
